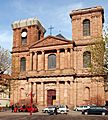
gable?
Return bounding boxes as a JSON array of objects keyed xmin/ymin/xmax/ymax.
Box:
[{"xmin": 30, "ymin": 36, "xmax": 72, "ymax": 48}]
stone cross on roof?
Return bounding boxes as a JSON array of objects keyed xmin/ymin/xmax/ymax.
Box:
[{"xmin": 48, "ymin": 25, "xmax": 54, "ymax": 35}]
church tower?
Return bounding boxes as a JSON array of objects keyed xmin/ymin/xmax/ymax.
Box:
[
  {"xmin": 12, "ymin": 18, "xmax": 46, "ymax": 50},
  {"xmin": 11, "ymin": 18, "xmax": 46, "ymax": 76},
  {"xmin": 70, "ymin": 6, "xmax": 104, "ymax": 41}
]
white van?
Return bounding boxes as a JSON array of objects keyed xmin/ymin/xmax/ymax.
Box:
[{"xmin": 57, "ymin": 105, "xmax": 69, "ymax": 114}]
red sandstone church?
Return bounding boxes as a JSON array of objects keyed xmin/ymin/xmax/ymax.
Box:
[{"xmin": 10, "ymin": 6, "xmax": 105, "ymax": 108}]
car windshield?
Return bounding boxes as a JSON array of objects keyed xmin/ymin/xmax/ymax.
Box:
[
  {"xmin": 59, "ymin": 105, "xmax": 65, "ymax": 108},
  {"xmin": 48, "ymin": 106, "xmax": 55, "ymax": 108}
]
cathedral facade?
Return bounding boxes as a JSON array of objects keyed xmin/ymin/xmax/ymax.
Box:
[{"xmin": 10, "ymin": 6, "xmax": 105, "ymax": 108}]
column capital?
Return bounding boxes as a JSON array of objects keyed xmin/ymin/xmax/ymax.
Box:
[
  {"xmin": 30, "ymin": 51, "xmax": 33, "ymax": 54},
  {"xmin": 34, "ymin": 82, "xmax": 37, "ymax": 85},
  {"xmin": 35, "ymin": 51, "xmax": 38, "ymax": 54},
  {"xmin": 57, "ymin": 49, "xmax": 60, "ymax": 53},
  {"xmin": 42, "ymin": 50, "xmax": 45, "ymax": 54},
  {"xmin": 56, "ymin": 81, "xmax": 59, "ymax": 84},
  {"xmin": 31, "ymin": 82, "xmax": 34, "ymax": 85},
  {"xmin": 65, "ymin": 48, "xmax": 68, "ymax": 51}
]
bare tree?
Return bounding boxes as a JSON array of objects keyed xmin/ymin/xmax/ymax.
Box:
[
  {"xmin": 0, "ymin": 46, "xmax": 11, "ymax": 74},
  {"xmin": 0, "ymin": 46, "xmax": 11, "ymax": 95}
]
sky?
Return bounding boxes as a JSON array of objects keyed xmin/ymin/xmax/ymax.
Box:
[{"xmin": 0, "ymin": 0, "xmax": 108, "ymax": 51}]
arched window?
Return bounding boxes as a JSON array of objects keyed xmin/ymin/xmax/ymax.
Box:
[
  {"xmin": 83, "ymin": 19, "xmax": 90, "ymax": 36},
  {"xmin": 83, "ymin": 51, "xmax": 91, "ymax": 68},
  {"xmin": 48, "ymin": 54, "xmax": 56, "ymax": 69},
  {"xmin": 21, "ymin": 29, "xmax": 27, "ymax": 45},
  {"xmin": 20, "ymin": 57, "xmax": 26, "ymax": 72}
]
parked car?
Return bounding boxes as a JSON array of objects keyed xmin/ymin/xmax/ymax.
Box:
[
  {"xmin": 26, "ymin": 106, "xmax": 38, "ymax": 112},
  {"xmin": 105, "ymin": 106, "xmax": 108, "ymax": 111},
  {"xmin": 57, "ymin": 105, "xmax": 69, "ymax": 114},
  {"xmin": 42, "ymin": 105, "xmax": 69, "ymax": 114},
  {"xmin": 42, "ymin": 105, "xmax": 56, "ymax": 113},
  {"xmin": 74, "ymin": 105, "xmax": 90, "ymax": 111},
  {"xmin": 18, "ymin": 105, "xmax": 26, "ymax": 112},
  {"xmin": 18, "ymin": 105, "xmax": 38, "ymax": 112},
  {"xmin": 82, "ymin": 106, "xmax": 108, "ymax": 115}
]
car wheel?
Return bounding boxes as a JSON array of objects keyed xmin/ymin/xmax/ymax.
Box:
[
  {"xmin": 61, "ymin": 110, "xmax": 64, "ymax": 114},
  {"xmin": 102, "ymin": 112, "xmax": 105, "ymax": 116},
  {"xmin": 45, "ymin": 110, "xmax": 48, "ymax": 113},
  {"xmin": 84, "ymin": 111, "xmax": 88, "ymax": 115}
]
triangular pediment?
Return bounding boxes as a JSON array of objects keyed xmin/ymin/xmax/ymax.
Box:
[{"xmin": 30, "ymin": 36, "xmax": 72, "ymax": 48}]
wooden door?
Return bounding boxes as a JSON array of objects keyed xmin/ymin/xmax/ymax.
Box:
[{"xmin": 47, "ymin": 89, "xmax": 56, "ymax": 106}]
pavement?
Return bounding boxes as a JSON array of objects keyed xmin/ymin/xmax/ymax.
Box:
[
  {"xmin": 0, "ymin": 110, "xmax": 108, "ymax": 120},
  {"xmin": 0, "ymin": 109, "xmax": 81, "ymax": 116}
]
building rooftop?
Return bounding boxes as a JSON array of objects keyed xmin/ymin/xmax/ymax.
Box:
[
  {"xmin": 12, "ymin": 17, "xmax": 46, "ymax": 33},
  {"xmin": 70, "ymin": 6, "xmax": 104, "ymax": 23},
  {"xmin": 56, "ymin": 34, "xmax": 66, "ymax": 39}
]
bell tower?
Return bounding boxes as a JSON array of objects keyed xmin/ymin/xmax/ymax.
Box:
[
  {"xmin": 12, "ymin": 18, "xmax": 46, "ymax": 50},
  {"xmin": 70, "ymin": 6, "xmax": 104, "ymax": 41}
]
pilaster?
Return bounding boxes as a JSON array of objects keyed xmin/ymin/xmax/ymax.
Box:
[{"xmin": 56, "ymin": 50, "xmax": 60, "ymax": 69}]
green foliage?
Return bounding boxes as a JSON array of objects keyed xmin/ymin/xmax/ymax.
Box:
[
  {"xmin": 86, "ymin": 37, "xmax": 105, "ymax": 75},
  {"xmin": 104, "ymin": 30, "xmax": 108, "ymax": 71}
]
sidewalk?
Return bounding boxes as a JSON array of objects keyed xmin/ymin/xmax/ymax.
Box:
[{"xmin": 0, "ymin": 110, "xmax": 81, "ymax": 116}]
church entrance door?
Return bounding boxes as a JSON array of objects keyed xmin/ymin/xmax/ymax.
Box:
[{"xmin": 47, "ymin": 89, "xmax": 56, "ymax": 106}]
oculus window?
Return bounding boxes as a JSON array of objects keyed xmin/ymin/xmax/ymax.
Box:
[{"xmin": 21, "ymin": 29, "xmax": 27, "ymax": 45}]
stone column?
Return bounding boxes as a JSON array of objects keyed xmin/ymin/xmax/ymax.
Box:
[
  {"xmin": 33, "ymin": 82, "xmax": 37, "ymax": 104},
  {"xmin": 70, "ymin": 48, "xmax": 74, "ymax": 68},
  {"xmin": 56, "ymin": 50, "xmax": 60, "ymax": 69},
  {"xmin": 73, "ymin": 80, "xmax": 77, "ymax": 107},
  {"xmin": 56, "ymin": 81, "xmax": 60, "ymax": 104},
  {"xmin": 31, "ymin": 82, "xmax": 33, "ymax": 97},
  {"xmin": 70, "ymin": 81, "xmax": 74, "ymax": 107},
  {"xmin": 30, "ymin": 52, "xmax": 33, "ymax": 71},
  {"xmin": 29, "ymin": 82, "xmax": 33, "ymax": 104},
  {"xmin": 41, "ymin": 82, "xmax": 44, "ymax": 106},
  {"xmin": 65, "ymin": 48, "xmax": 68, "ymax": 69},
  {"xmin": 42, "ymin": 51, "xmax": 45, "ymax": 70},
  {"xmin": 34, "ymin": 52, "xmax": 38, "ymax": 71},
  {"xmin": 64, "ymin": 81, "xmax": 68, "ymax": 105}
]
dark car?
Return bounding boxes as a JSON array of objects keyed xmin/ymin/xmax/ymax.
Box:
[{"xmin": 82, "ymin": 106, "xmax": 108, "ymax": 115}]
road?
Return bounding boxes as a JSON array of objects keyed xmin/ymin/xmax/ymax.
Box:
[{"xmin": 0, "ymin": 110, "xmax": 108, "ymax": 120}]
